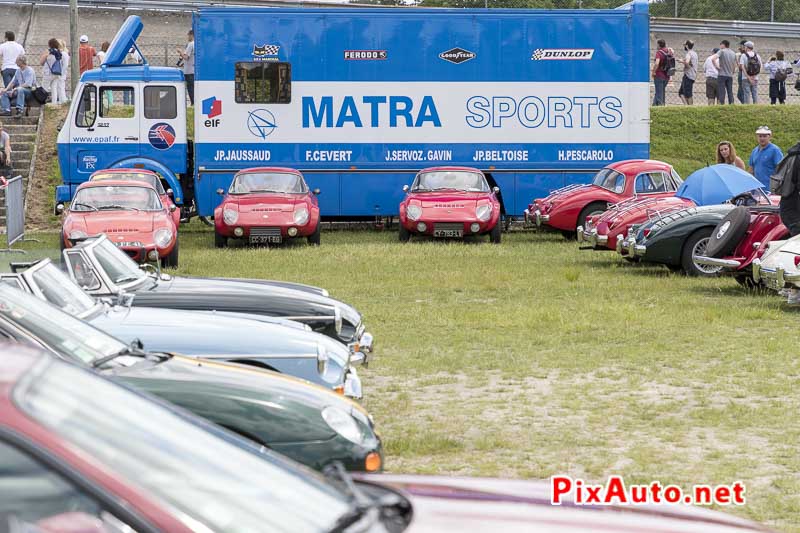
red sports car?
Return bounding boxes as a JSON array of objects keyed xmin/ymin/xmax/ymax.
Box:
[
  {"xmin": 527, "ymin": 160, "xmax": 682, "ymax": 237},
  {"xmin": 214, "ymin": 167, "xmax": 321, "ymax": 247},
  {"xmin": 398, "ymin": 166, "xmax": 502, "ymax": 243},
  {"xmin": 60, "ymin": 179, "xmax": 179, "ymax": 267},
  {"xmin": 90, "ymin": 168, "xmax": 180, "ymax": 227}
]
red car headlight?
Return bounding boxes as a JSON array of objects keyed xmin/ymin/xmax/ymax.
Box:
[{"xmin": 154, "ymin": 228, "xmax": 173, "ymax": 248}]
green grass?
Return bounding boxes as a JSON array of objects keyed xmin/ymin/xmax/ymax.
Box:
[{"xmin": 17, "ymin": 223, "xmax": 800, "ymax": 531}]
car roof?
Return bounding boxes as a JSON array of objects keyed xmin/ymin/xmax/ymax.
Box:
[
  {"xmin": 418, "ymin": 166, "xmax": 485, "ymax": 174},
  {"xmin": 76, "ymin": 179, "xmax": 159, "ymax": 190},
  {"xmin": 90, "ymin": 168, "xmax": 159, "ymax": 177},
  {"xmin": 236, "ymin": 167, "xmax": 303, "ymax": 176},
  {"xmin": 609, "ymin": 159, "xmax": 673, "ymax": 173},
  {"xmin": 0, "ymin": 342, "xmax": 48, "ymax": 400}
]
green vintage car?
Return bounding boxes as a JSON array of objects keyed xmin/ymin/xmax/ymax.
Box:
[{"xmin": 0, "ymin": 284, "xmax": 383, "ymax": 473}]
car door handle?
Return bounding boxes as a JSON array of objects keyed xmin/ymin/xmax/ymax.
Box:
[{"xmin": 125, "ymin": 136, "xmax": 139, "ymax": 141}]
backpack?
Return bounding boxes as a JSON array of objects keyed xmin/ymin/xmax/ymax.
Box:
[
  {"xmin": 49, "ymin": 56, "xmax": 62, "ymax": 76},
  {"xmin": 745, "ymin": 53, "xmax": 761, "ymax": 76},
  {"xmin": 775, "ymin": 65, "xmax": 790, "ymax": 82},
  {"xmin": 659, "ymin": 50, "xmax": 676, "ymax": 76},
  {"xmin": 770, "ymin": 144, "xmax": 800, "ymax": 197}
]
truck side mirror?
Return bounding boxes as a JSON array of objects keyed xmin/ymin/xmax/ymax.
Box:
[
  {"xmin": 216, "ymin": 188, "xmax": 225, "ymax": 196},
  {"xmin": 166, "ymin": 188, "xmax": 174, "ymax": 198},
  {"xmin": 57, "ymin": 119, "xmax": 64, "ymax": 132},
  {"xmin": 403, "ymin": 185, "xmax": 409, "ymax": 192},
  {"xmin": 55, "ymin": 203, "xmax": 65, "ymax": 214},
  {"xmin": 492, "ymin": 186, "xmax": 500, "ymax": 194},
  {"xmin": 313, "ymin": 188, "xmax": 321, "ymax": 195}
]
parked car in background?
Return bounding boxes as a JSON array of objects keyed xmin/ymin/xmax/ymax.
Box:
[
  {"xmin": 1, "ymin": 258, "xmax": 365, "ymax": 397},
  {"xmin": 0, "ymin": 285, "xmax": 383, "ymax": 472},
  {"xmin": 214, "ymin": 167, "xmax": 321, "ymax": 247},
  {"xmin": 59, "ymin": 179, "xmax": 179, "ymax": 267},
  {"xmin": 527, "ymin": 159, "xmax": 681, "ymax": 238},
  {"xmin": 694, "ymin": 205, "xmax": 788, "ymax": 286},
  {"xmin": 89, "ymin": 167, "xmax": 181, "ymax": 227},
  {"xmin": 399, "ymin": 166, "xmax": 502, "ymax": 243},
  {"xmin": 62, "ymin": 235, "xmax": 374, "ymax": 352}
]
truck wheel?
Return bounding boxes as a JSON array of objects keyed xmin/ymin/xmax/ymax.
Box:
[
  {"xmin": 399, "ymin": 225, "xmax": 411, "ymax": 242},
  {"xmin": 576, "ymin": 202, "xmax": 607, "ymax": 234},
  {"xmin": 161, "ymin": 238, "xmax": 179, "ymax": 269},
  {"xmin": 199, "ymin": 216, "xmax": 213, "ymax": 227},
  {"xmin": 215, "ymin": 231, "xmax": 227, "ymax": 248},
  {"xmin": 705, "ymin": 206, "xmax": 750, "ymax": 258},
  {"xmin": 308, "ymin": 223, "xmax": 321, "ymax": 246},
  {"xmin": 681, "ymin": 228, "xmax": 721, "ymax": 277},
  {"xmin": 489, "ymin": 223, "xmax": 502, "ymax": 244}
]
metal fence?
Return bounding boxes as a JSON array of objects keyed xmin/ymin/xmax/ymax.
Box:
[{"xmin": 2, "ymin": 176, "xmax": 25, "ymax": 253}]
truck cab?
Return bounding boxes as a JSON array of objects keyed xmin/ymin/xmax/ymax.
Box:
[{"xmin": 56, "ymin": 16, "xmax": 188, "ymax": 214}]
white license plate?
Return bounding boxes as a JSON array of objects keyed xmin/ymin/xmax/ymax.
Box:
[
  {"xmin": 114, "ymin": 242, "xmax": 141, "ymax": 248},
  {"xmin": 434, "ymin": 229, "xmax": 463, "ymax": 238},
  {"xmin": 250, "ymin": 235, "xmax": 282, "ymax": 244}
]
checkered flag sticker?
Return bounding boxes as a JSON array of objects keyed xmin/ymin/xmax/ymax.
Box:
[
  {"xmin": 531, "ymin": 49, "xmax": 544, "ymax": 60},
  {"xmin": 253, "ymin": 44, "xmax": 280, "ymax": 56}
]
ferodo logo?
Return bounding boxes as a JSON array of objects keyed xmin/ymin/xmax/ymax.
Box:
[
  {"xmin": 439, "ymin": 48, "xmax": 476, "ymax": 64},
  {"xmin": 531, "ymin": 48, "xmax": 595, "ymax": 61}
]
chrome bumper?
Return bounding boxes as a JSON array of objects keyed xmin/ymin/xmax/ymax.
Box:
[
  {"xmin": 622, "ymin": 236, "xmax": 646, "ymax": 257},
  {"xmin": 752, "ymin": 259, "xmax": 800, "ymax": 290},
  {"xmin": 344, "ymin": 367, "xmax": 363, "ymax": 399},
  {"xmin": 582, "ymin": 229, "xmax": 606, "ymax": 247},
  {"xmin": 693, "ymin": 256, "xmax": 742, "ymax": 269},
  {"xmin": 533, "ymin": 209, "xmax": 549, "ymax": 227},
  {"xmin": 348, "ymin": 331, "xmax": 375, "ymax": 366}
]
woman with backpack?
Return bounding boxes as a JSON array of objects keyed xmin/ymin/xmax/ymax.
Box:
[
  {"xmin": 765, "ymin": 51, "xmax": 792, "ymax": 105},
  {"xmin": 39, "ymin": 38, "xmax": 63, "ymax": 104}
]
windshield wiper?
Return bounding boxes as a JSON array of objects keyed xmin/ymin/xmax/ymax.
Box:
[
  {"xmin": 91, "ymin": 339, "xmax": 148, "ymax": 368},
  {"xmin": 98, "ymin": 204, "xmax": 141, "ymax": 212},
  {"xmin": 114, "ymin": 275, "xmax": 141, "ymax": 284},
  {"xmin": 72, "ymin": 202, "xmax": 98, "ymax": 211}
]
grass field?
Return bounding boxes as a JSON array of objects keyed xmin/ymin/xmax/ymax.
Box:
[{"xmin": 18, "ymin": 222, "xmax": 800, "ymax": 531}]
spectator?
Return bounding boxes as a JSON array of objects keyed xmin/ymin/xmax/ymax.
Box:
[
  {"xmin": 96, "ymin": 41, "xmax": 110, "ymax": 67},
  {"xmin": 125, "ymin": 47, "xmax": 143, "ymax": 65},
  {"xmin": 748, "ymin": 126, "xmax": 782, "ymax": 188},
  {"xmin": 176, "ymin": 30, "xmax": 194, "ymax": 105},
  {"xmin": 739, "ymin": 41, "xmax": 761, "ymax": 104},
  {"xmin": 765, "ymin": 51, "xmax": 792, "ymax": 105},
  {"xmin": 56, "ymin": 39, "xmax": 69, "ymax": 103},
  {"xmin": 39, "ymin": 38, "xmax": 64, "ymax": 105},
  {"xmin": 736, "ymin": 40, "xmax": 747, "ymax": 104},
  {"xmin": 652, "ymin": 39, "xmax": 673, "ymax": 106},
  {"xmin": 716, "ymin": 141, "xmax": 745, "ymax": 170},
  {"xmin": 713, "ymin": 40, "xmax": 737, "ymax": 105},
  {"xmin": 678, "ymin": 39, "xmax": 698, "ymax": 105},
  {"xmin": 0, "ymin": 32, "xmax": 24, "ymax": 88},
  {"xmin": 0, "ymin": 55, "xmax": 36, "ymax": 117},
  {"xmin": 777, "ymin": 142, "xmax": 800, "ymax": 238},
  {"xmin": 0, "ymin": 122, "xmax": 10, "ymax": 173},
  {"xmin": 78, "ymin": 35, "xmax": 96, "ymax": 75},
  {"xmin": 703, "ymin": 48, "xmax": 719, "ymax": 105}
]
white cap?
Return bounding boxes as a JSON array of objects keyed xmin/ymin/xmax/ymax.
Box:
[
  {"xmin": 80, "ymin": 35, "xmax": 89, "ymax": 43},
  {"xmin": 755, "ymin": 126, "xmax": 772, "ymax": 135}
]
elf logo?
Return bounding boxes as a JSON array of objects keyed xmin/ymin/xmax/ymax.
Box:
[{"xmin": 202, "ymin": 96, "xmax": 222, "ymax": 127}]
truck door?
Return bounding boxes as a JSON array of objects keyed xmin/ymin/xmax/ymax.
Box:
[
  {"xmin": 139, "ymin": 84, "xmax": 187, "ymax": 179},
  {"xmin": 71, "ymin": 83, "xmax": 141, "ymax": 176}
]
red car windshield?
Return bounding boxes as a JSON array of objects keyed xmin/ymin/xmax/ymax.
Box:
[
  {"xmin": 413, "ymin": 171, "xmax": 488, "ymax": 192},
  {"xmin": 92, "ymin": 172, "xmax": 166, "ymax": 194},
  {"xmin": 72, "ymin": 186, "xmax": 162, "ymax": 211},
  {"xmin": 230, "ymin": 172, "xmax": 307, "ymax": 194},
  {"xmin": 592, "ymin": 168, "xmax": 626, "ymax": 193}
]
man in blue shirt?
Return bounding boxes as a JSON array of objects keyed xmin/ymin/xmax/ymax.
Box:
[
  {"xmin": 0, "ymin": 55, "xmax": 36, "ymax": 117},
  {"xmin": 748, "ymin": 126, "xmax": 783, "ymax": 188}
]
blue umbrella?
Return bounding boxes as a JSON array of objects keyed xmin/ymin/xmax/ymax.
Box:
[{"xmin": 676, "ymin": 164, "xmax": 765, "ymax": 206}]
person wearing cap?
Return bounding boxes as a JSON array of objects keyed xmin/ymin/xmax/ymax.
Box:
[
  {"xmin": 0, "ymin": 32, "xmax": 24, "ymax": 88},
  {"xmin": 748, "ymin": 127, "xmax": 783, "ymax": 188},
  {"xmin": 703, "ymin": 48, "xmax": 719, "ymax": 105},
  {"xmin": 678, "ymin": 40, "xmax": 698, "ymax": 105},
  {"xmin": 78, "ymin": 35, "xmax": 96, "ymax": 75},
  {"xmin": 739, "ymin": 41, "xmax": 762, "ymax": 104},
  {"xmin": 712, "ymin": 40, "xmax": 737, "ymax": 104}
]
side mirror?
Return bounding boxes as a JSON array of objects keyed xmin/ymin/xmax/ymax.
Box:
[
  {"xmin": 56, "ymin": 119, "xmax": 64, "ymax": 132},
  {"xmin": 56, "ymin": 203, "xmax": 65, "ymax": 214},
  {"xmin": 169, "ymin": 205, "xmax": 177, "ymax": 213},
  {"xmin": 166, "ymin": 188, "xmax": 174, "ymax": 198},
  {"xmin": 216, "ymin": 188, "xmax": 225, "ymax": 196},
  {"xmin": 492, "ymin": 186, "xmax": 500, "ymax": 194},
  {"xmin": 313, "ymin": 188, "xmax": 321, "ymax": 195},
  {"xmin": 403, "ymin": 185, "xmax": 409, "ymax": 192}
]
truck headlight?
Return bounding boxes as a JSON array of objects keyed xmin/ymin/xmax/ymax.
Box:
[
  {"xmin": 476, "ymin": 204, "xmax": 492, "ymax": 221},
  {"xmin": 316, "ymin": 344, "xmax": 329, "ymax": 375},
  {"xmin": 223, "ymin": 208, "xmax": 238, "ymax": 225},
  {"xmin": 154, "ymin": 228, "xmax": 173, "ymax": 249},
  {"xmin": 321, "ymin": 406, "xmax": 365, "ymax": 444},
  {"xmin": 293, "ymin": 207, "xmax": 309, "ymax": 225},
  {"xmin": 406, "ymin": 204, "xmax": 422, "ymax": 221}
]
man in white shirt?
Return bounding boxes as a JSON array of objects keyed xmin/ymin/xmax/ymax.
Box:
[
  {"xmin": 176, "ymin": 30, "xmax": 194, "ymax": 105},
  {"xmin": 0, "ymin": 32, "xmax": 25, "ymax": 88},
  {"xmin": 703, "ymin": 47, "xmax": 719, "ymax": 105}
]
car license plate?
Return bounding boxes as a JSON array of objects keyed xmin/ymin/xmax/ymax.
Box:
[
  {"xmin": 114, "ymin": 241, "xmax": 141, "ymax": 248},
  {"xmin": 250, "ymin": 235, "xmax": 282, "ymax": 244},
  {"xmin": 433, "ymin": 229, "xmax": 463, "ymax": 238}
]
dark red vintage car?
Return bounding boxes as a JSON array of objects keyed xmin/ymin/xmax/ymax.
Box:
[
  {"xmin": 398, "ymin": 166, "xmax": 502, "ymax": 243},
  {"xmin": 60, "ymin": 179, "xmax": 179, "ymax": 267},
  {"xmin": 527, "ymin": 160, "xmax": 681, "ymax": 237},
  {"xmin": 694, "ymin": 205, "xmax": 789, "ymax": 285},
  {"xmin": 90, "ymin": 168, "xmax": 180, "ymax": 228},
  {"xmin": 214, "ymin": 167, "xmax": 321, "ymax": 247}
]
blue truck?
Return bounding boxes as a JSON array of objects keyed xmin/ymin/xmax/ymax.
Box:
[{"xmin": 56, "ymin": 2, "xmax": 650, "ymax": 220}]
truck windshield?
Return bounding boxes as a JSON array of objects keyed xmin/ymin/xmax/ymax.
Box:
[
  {"xmin": 29, "ymin": 262, "xmax": 98, "ymax": 318},
  {"xmin": 413, "ymin": 171, "xmax": 489, "ymax": 192},
  {"xmin": 230, "ymin": 172, "xmax": 307, "ymax": 194},
  {"xmin": 0, "ymin": 285, "xmax": 124, "ymax": 365},
  {"xmin": 15, "ymin": 358, "xmax": 352, "ymax": 533},
  {"xmin": 592, "ymin": 168, "xmax": 625, "ymax": 193},
  {"xmin": 91, "ymin": 172, "xmax": 166, "ymax": 194},
  {"xmin": 91, "ymin": 238, "xmax": 149, "ymax": 286},
  {"xmin": 72, "ymin": 186, "xmax": 163, "ymax": 211}
]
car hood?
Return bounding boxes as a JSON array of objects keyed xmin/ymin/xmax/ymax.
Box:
[
  {"xmin": 639, "ymin": 204, "xmax": 735, "ymax": 241},
  {"xmin": 111, "ymin": 356, "xmax": 363, "ymax": 443},
  {"xmin": 355, "ymin": 475, "xmax": 772, "ymax": 533},
  {"xmin": 410, "ymin": 191, "xmax": 490, "ymax": 209},
  {"xmin": 760, "ymin": 234, "xmax": 800, "ymax": 267},
  {"xmin": 71, "ymin": 211, "xmax": 164, "ymax": 235},
  {"xmin": 228, "ymin": 193, "xmax": 306, "ymax": 213}
]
